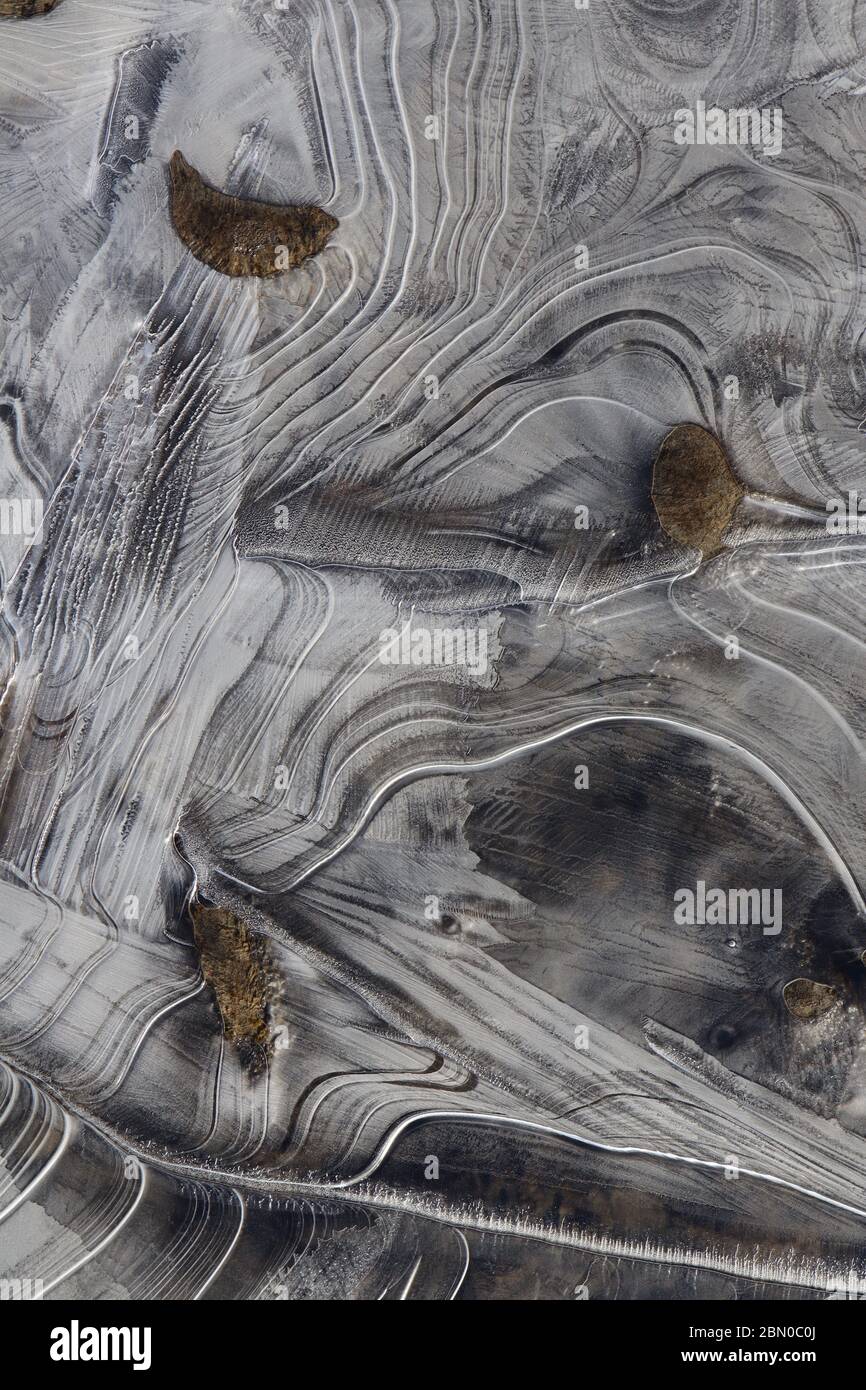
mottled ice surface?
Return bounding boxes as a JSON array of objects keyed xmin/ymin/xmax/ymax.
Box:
[{"xmin": 2, "ymin": 0, "xmax": 866, "ymax": 1299}]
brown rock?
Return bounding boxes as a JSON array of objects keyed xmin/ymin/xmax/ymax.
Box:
[
  {"xmin": 0, "ymin": 0, "xmax": 61, "ymax": 15},
  {"xmin": 651, "ymin": 423, "xmax": 744, "ymax": 557},
  {"xmin": 168, "ymin": 150, "xmax": 338, "ymax": 279},
  {"xmin": 782, "ymin": 977, "xmax": 838, "ymax": 1021},
  {"xmin": 191, "ymin": 901, "xmax": 276, "ymax": 1072}
]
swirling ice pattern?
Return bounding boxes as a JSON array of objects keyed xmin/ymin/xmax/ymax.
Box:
[{"xmin": 1, "ymin": 0, "xmax": 866, "ymax": 1298}]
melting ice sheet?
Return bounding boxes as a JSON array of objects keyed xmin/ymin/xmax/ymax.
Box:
[{"xmin": 2, "ymin": 0, "xmax": 866, "ymax": 1300}]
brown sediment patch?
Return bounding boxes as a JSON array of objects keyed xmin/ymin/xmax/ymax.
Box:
[
  {"xmin": 168, "ymin": 150, "xmax": 338, "ymax": 278},
  {"xmin": 191, "ymin": 901, "xmax": 276, "ymax": 1073},
  {"xmin": 783, "ymin": 977, "xmax": 838, "ymax": 1022},
  {"xmin": 0, "ymin": 0, "xmax": 61, "ymax": 14},
  {"xmin": 651, "ymin": 423, "xmax": 744, "ymax": 557}
]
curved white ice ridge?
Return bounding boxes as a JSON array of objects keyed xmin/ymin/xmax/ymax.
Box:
[{"xmin": 225, "ymin": 710, "xmax": 866, "ymax": 913}]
